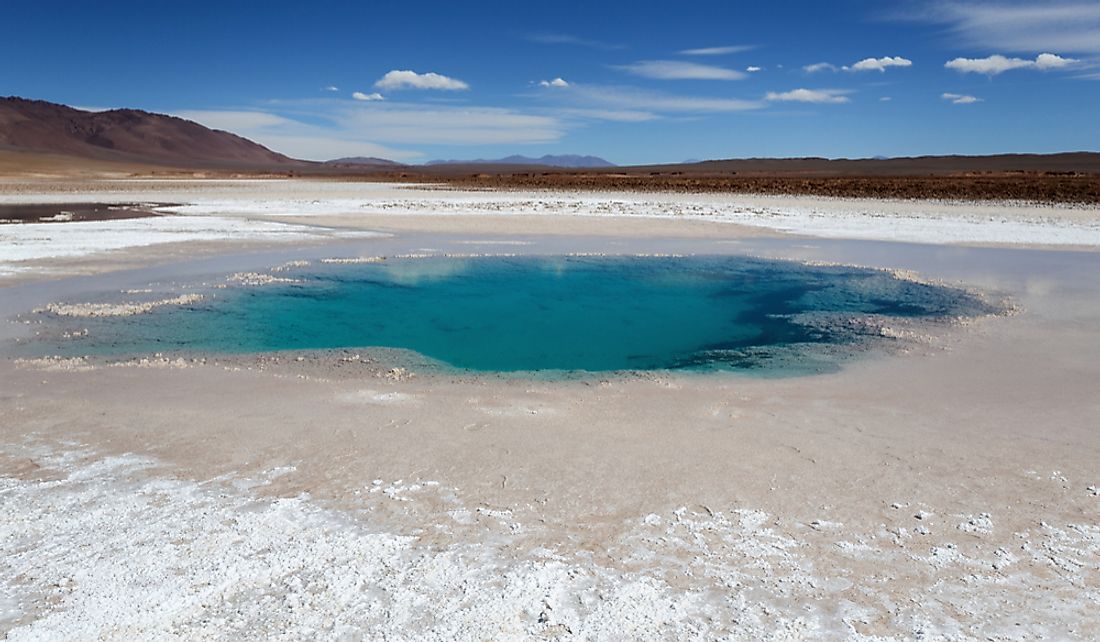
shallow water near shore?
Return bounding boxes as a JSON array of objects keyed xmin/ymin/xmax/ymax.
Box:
[{"xmin": 28, "ymin": 255, "xmax": 1000, "ymax": 374}]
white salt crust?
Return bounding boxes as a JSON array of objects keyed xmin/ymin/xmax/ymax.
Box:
[{"xmin": 2, "ymin": 444, "xmax": 1097, "ymax": 641}]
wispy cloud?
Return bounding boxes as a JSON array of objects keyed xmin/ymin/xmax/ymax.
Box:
[
  {"xmin": 375, "ymin": 70, "xmax": 469, "ymax": 91},
  {"xmin": 746, "ymin": 66, "xmax": 762, "ymax": 73},
  {"xmin": 538, "ymin": 78, "xmax": 570, "ymax": 88},
  {"xmin": 942, "ymin": 92, "xmax": 982, "ymax": 104},
  {"xmin": 556, "ymin": 108, "xmax": 658, "ymax": 122},
  {"xmin": 765, "ymin": 88, "xmax": 852, "ymax": 104},
  {"xmin": 340, "ymin": 105, "xmax": 559, "ymax": 144},
  {"xmin": 678, "ymin": 45, "xmax": 755, "ymax": 56},
  {"xmin": 614, "ymin": 60, "xmax": 747, "ymax": 80},
  {"xmin": 945, "ymin": 52, "xmax": 1078, "ymax": 75},
  {"xmin": 322, "ymin": 86, "xmax": 340, "ymax": 92},
  {"xmin": 173, "ymin": 110, "xmax": 293, "ymax": 131},
  {"xmin": 525, "ymin": 32, "xmax": 625, "ymax": 50},
  {"xmin": 848, "ymin": 56, "xmax": 913, "ymax": 72},
  {"xmin": 174, "ymin": 100, "xmax": 567, "ymax": 160},
  {"xmin": 172, "ymin": 109, "xmax": 420, "ymax": 160},
  {"xmin": 901, "ymin": 1, "xmax": 1100, "ymax": 54},
  {"xmin": 536, "ymin": 82, "xmax": 763, "ymax": 113},
  {"xmin": 352, "ymin": 91, "xmax": 384, "ymax": 101}
]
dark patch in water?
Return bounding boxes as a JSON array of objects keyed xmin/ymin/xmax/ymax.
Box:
[{"xmin": 0, "ymin": 203, "xmax": 169, "ymax": 224}]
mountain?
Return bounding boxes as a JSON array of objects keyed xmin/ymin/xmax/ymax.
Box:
[
  {"xmin": 0, "ymin": 97, "xmax": 300, "ymax": 168},
  {"xmin": 324, "ymin": 156, "xmax": 405, "ymax": 168},
  {"xmin": 426, "ymin": 154, "xmax": 615, "ymax": 168}
]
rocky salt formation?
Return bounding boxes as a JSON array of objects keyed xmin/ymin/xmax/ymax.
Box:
[
  {"xmin": 227, "ymin": 272, "xmax": 301, "ymax": 286},
  {"xmin": 270, "ymin": 260, "xmax": 312, "ymax": 272},
  {"xmin": 36, "ymin": 294, "xmax": 204, "ymax": 317},
  {"xmin": 320, "ymin": 256, "xmax": 386, "ymax": 264}
]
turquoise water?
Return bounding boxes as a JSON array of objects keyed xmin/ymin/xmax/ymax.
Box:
[{"xmin": 35, "ymin": 256, "xmax": 997, "ymax": 374}]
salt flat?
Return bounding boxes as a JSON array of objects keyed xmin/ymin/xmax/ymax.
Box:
[
  {"xmin": 1, "ymin": 178, "xmax": 1098, "ymax": 640},
  {"xmin": 2, "ymin": 179, "xmax": 1100, "ymax": 281}
]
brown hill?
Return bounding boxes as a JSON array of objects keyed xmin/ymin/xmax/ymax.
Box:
[{"xmin": 0, "ymin": 97, "xmax": 302, "ymax": 169}]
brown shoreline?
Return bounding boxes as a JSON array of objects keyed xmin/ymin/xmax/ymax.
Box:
[{"xmin": 362, "ymin": 172, "xmax": 1100, "ymax": 205}]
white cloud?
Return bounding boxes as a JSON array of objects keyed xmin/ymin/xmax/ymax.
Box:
[
  {"xmin": 765, "ymin": 89, "xmax": 851, "ymax": 104},
  {"xmin": 1035, "ymin": 52, "xmax": 1079, "ymax": 69},
  {"xmin": 746, "ymin": 66, "xmax": 762, "ymax": 72},
  {"xmin": 945, "ymin": 53, "xmax": 1078, "ymax": 75},
  {"xmin": 910, "ymin": 2, "xmax": 1100, "ymax": 54},
  {"xmin": 942, "ymin": 92, "xmax": 982, "ymax": 104},
  {"xmin": 945, "ymin": 55, "xmax": 1031, "ymax": 74},
  {"xmin": 848, "ymin": 56, "xmax": 913, "ymax": 72},
  {"xmin": 614, "ymin": 60, "xmax": 746, "ymax": 80},
  {"xmin": 352, "ymin": 91, "xmax": 384, "ymax": 101},
  {"xmin": 539, "ymin": 78, "xmax": 570, "ymax": 88},
  {"xmin": 374, "ymin": 70, "xmax": 469, "ymax": 91},
  {"xmin": 807, "ymin": 57, "xmax": 913, "ymax": 73},
  {"xmin": 678, "ymin": 45, "xmax": 755, "ymax": 56},
  {"xmin": 880, "ymin": 96, "xmax": 893, "ymax": 101},
  {"xmin": 323, "ymin": 86, "xmax": 339, "ymax": 92}
]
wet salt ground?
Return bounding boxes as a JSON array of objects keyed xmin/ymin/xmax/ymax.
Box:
[
  {"xmin": 23, "ymin": 255, "xmax": 1002, "ymax": 375},
  {"xmin": 0, "ymin": 203, "xmax": 164, "ymax": 225}
]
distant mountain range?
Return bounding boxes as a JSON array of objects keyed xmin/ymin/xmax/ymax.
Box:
[
  {"xmin": 324, "ymin": 156, "xmax": 406, "ymax": 168},
  {"xmin": 2, "ymin": 97, "xmax": 1097, "ymax": 177},
  {"xmin": 426, "ymin": 154, "xmax": 616, "ymax": 168},
  {"xmin": 0, "ymin": 97, "xmax": 298, "ymax": 168}
]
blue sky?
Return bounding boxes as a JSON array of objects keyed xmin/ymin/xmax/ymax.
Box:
[{"xmin": 3, "ymin": 0, "xmax": 1099, "ymax": 164}]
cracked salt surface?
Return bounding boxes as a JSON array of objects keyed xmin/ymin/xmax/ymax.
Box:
[{"xmin": 2, "ymin": 446, "xmax": 1098, "ymax": 640}]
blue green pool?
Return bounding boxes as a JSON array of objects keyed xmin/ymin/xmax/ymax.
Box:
[{"xmin": 33, "ymin": 255, "xmax": 999, "ymax": 375}]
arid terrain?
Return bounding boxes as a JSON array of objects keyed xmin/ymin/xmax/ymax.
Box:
[
  {"xmin": 1, "ymin": 96, "xmax": 1098, "ymax": 642},
  {"xmin": 0, "ymin": 176, "xmax": 1098, "ymax": 640}
]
